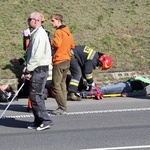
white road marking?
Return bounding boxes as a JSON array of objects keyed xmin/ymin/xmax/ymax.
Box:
[
  {"xmin": 81, "ymin": 145, "xmax": 150, "ymax": 149},
  {"xmin": 1, "ymin": 107, "xmax": 150, "ymax": 119}
]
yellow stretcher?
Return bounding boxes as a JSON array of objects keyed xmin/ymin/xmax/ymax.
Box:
[
  {"xmin": 84, "ymin": 93, "xmax": 122, "ymax": 100},
  {"xmin": 103, "ymin": 94, "xmax": 122, "ymax": 97}
]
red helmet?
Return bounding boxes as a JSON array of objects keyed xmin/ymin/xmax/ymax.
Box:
[{"xmin": 99, "ymin": 55, "xmax": 112, "ymax": 70}]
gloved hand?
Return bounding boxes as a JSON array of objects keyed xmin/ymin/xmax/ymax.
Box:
[
  {"xmin": 86, "ymin": 82, "xmax": 95, "ymax": 91},
  {"xmin": 22, "ymin": 30, "xmax": 29, "ymax": 37}
]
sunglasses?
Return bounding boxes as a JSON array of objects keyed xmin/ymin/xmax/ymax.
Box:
[{"xmin": 28, "ymin": 18, "xmax": 38, "ymax": 22}]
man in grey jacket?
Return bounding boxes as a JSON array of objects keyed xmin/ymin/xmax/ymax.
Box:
[{"xmin": 25, "ymin": 12, "xmax": 53, "ymax": 131}]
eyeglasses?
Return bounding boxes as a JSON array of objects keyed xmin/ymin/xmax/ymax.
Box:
[
  {"xmin": 28, "ymin": 18, "xmax": 39, "ymax": 22},
  {"xmin": 28, "ymin": 18, "xmax": 35, "ymax": 21}
]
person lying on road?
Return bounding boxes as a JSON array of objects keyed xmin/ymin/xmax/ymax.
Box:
[{"xmin": 81, "ymin": 74, "xmax": 150, "ymax": 99}]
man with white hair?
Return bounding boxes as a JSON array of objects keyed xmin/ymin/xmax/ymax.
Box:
[{"xmin": 24, "ymin": 12, "xmax": 53, "ymax": 131}]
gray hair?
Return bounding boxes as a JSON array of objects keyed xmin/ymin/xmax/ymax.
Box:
[{"xmin": 31, "ymin": 12, "xmax": 42, "ymax": 22}]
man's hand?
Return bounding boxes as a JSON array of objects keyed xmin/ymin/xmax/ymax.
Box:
[
  {"xmin": 131, "ymin": 74, "xmax": 136, "ymax": 79},
  {"xmin": 24, "ymin": 69, "xmax": 32, "ymax": 80},
  {"xmin": 25, "ymin": 74, "xmax": 32, "ymax": 80},
  {"xmin": 121, "ymin": 93, "xmax": 128, "ymax": 97}
]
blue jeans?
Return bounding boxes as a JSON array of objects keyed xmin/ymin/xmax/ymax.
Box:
[
  {"xmin": 82, "ymin": 81, "xmax": 132, "ymax": 97},
  {"xmin": 100, "ymin": 81, "xmax": 132, "ymax": 94}
]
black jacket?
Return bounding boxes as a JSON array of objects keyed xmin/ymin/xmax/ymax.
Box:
[{"xmin": 71, "ymin": 46, "xmax": 103, "ymax": 84}]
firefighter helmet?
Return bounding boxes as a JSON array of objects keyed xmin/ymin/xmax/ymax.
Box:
[{"xmin": 99, "ymin": 55, "xmax": 112, "ymax": 70}]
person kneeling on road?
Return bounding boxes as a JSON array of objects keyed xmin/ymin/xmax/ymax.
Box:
[{"xmin": 67, "ymin": 45, "xmax": 112, "ymax": 101}]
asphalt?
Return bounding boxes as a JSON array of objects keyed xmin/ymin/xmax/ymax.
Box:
[{"xmin": 0, "ymin": 95, "xmax": 150, "ymax": 150}]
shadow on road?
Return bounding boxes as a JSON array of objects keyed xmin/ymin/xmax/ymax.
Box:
[
  {"xmin": 0, "ymin": 104, "xmax": 28, "ymax": 113},
  {"xmin": 0, "ymin": 118, "xmax": 30, "ymax": 129}
]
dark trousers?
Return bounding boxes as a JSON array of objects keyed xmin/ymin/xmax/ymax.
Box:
[
  {"xmin": 29, "ymin": 66, "xmax": 53, "ymax": 126},
  {"xmin": 68, "ymin": 58, "xmax": 82, "ymax": 93}
]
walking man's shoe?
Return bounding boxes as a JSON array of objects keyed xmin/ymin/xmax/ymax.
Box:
[
  {"xmin": 36, "ymin": 124, "xmax": 51, "ymax": 131},
  {"xmin": 51, "ymin": 108, "xmax": 67, "ymax": 115},
  {"xmin": 67, "ymin": 92, "xmax": 82, "ymax": 101}
]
